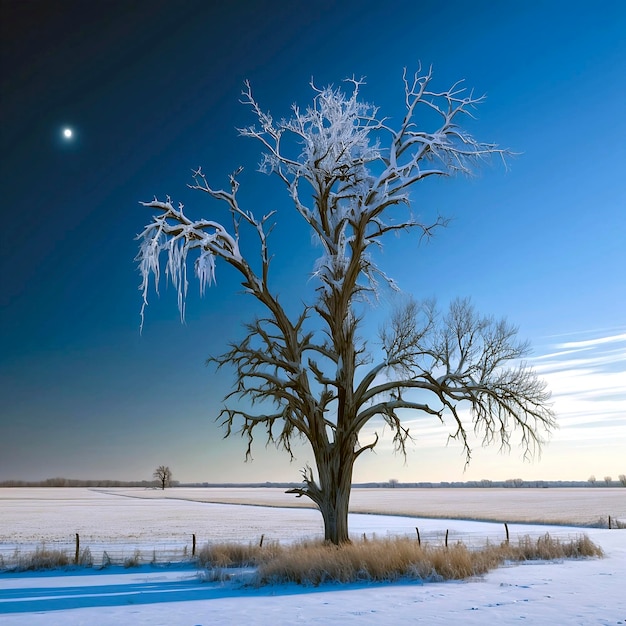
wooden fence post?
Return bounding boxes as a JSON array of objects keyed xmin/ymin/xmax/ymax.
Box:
[
  {"xmin": 445, "ymin": 529, "xmax": 449, "ymax": 548},
  {"xmin": 504, "ymin": 522, "xmax": 510, "ymax": 544},
  {"xmin": 192, "ymin": 534, "xmax": 196, "ymax": 556},
  {"xmin": 259, "ymin": 534, "xmax": 265, "ymax": 548},
  {"xmin": 75, "ymin": 533, "xmax": 80, "ymax": 564},
  {"xmin": 608, "ymin": 516, "xmax": 611, "ymax": 529},
  {"xmin": 415, "ymin": 527, "xmax": 421, "ymax": 547}
]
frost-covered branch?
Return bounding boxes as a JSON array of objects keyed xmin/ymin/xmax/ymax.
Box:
[{"xmin": 236, "ymin": 66, "xmax": 509, "ymax": 311}]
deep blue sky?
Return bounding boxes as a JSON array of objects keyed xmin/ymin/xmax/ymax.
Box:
[{"xmin": 1, "ymin": 0, "xmax": 625, "ymax": 484}]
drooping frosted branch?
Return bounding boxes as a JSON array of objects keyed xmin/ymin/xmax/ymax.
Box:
[{"xmin": 136, "ymin": 196, "xmax": 247, "ymax": 330}]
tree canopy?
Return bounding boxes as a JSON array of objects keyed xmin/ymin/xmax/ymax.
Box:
[{"xmin": 136, "ymin": 66, "xmax": 555, "ymax": 543}]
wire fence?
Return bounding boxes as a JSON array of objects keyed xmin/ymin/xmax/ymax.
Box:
[
  {"xmin": 0, "ymin": 536, "xmax": 197, "ymax": 570},
  {"xmin": 2, "ymin": 520, "xmax": 614, "ymax": 571}
]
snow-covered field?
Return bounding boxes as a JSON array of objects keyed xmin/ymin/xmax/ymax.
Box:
[
  {"xmin": 108, "ymin": 485, "xmax": 626, "ymax": 526},
  {"xmin": 0, "ymin": 488, "xmax": 624, "ymax": 624}
]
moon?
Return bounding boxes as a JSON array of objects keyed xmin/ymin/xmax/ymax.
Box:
[{"xmin": 62, "ymin": 128, "xmax": 73, "ymax": 139}]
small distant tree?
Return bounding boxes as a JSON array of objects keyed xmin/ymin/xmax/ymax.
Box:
[
  {"xmin": 619, "ymin": 474, "xmax": 626, "ymax": 487},
  {"xmin": 388, "ymin": 478, "xmax": 399, "ymax": 488},
  {"xmin": 136, "ymin": 66, "xmax": 555, "ymax": 544},
  {"xmin": 588, "ymin": 475, "xmax": 597, "ymax": 486},
  {"xmin": 153, "ymin": 465, "xmax": 172, "ymax": 490},
  {"xmin": 604, "ymin": 475, "xmax": 612, "ymax": 487}
]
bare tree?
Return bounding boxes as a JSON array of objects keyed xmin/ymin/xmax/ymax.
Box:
[
  {"xmin": 619, "ymin": 474, "xmax": 626, "ymax": 487},
  {"xmin": 588, "ymin": 475, "xmax": 597, "ymax": 486},
  {"xmin": 604, "ymin": 475, "xmax": 612, "ymax": 487},
  {"xmin": 136, "ymin": 66, "xmax": 555, "ymax": 544},
  {"xmin": 153, "ymin": 465, "xmax": 172, "ymax": 490}
]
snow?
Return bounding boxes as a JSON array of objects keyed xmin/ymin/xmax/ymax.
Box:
[{"xmin": 1, "ymin": 488, "xmax": 624, "ymax": 625}]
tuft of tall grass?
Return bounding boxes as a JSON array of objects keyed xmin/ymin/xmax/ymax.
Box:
[
  {"xmin": 11, "ymin": 545, "xmax": 70, "ymax": 571},
  {"xmin": 3, "ymin": 544, "xmax": 94, "ymax": 571},
  {"xmin": 501, "ymin": 532, "xmax": 603, "ymax": 561}
]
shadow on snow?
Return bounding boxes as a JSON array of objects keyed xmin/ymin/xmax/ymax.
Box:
[{"xmin": 0, "ymin": 567, "xmax": 430, "ymax": 614}]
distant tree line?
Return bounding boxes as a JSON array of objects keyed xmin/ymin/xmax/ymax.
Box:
[
  {"xmin": 366, "ymin": 478, "xmax": 626, "ymax": 488},
  {"xmin": 0, "ymin": 478, "xmax": 178, "ymax": 488},
  {"xmin": 1, "ymin": 478, "xmax": 623, "ymax": 488}
]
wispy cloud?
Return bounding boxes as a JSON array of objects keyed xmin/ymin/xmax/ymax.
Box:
[
  {"xmin": 554, "ymin": 332, "xmax": 626, "ymax": 350},
  {"xmin": 530, "ymin": 328, "xmax": 626, "ymax": 444},
  {"xmin": 531, "ymin": 327, "xmax": 625, "ymax": 385}
]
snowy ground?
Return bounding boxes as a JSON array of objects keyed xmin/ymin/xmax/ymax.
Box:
[
  {"xmin": 108, "ymin": 485, "xmax": 625, "ymax": 527},
  {"xmin": 1, "ymin": 488, "xmax": 624, "ymax": 624}
]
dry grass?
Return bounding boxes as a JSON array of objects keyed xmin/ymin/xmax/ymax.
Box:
[
  {"xmin": 501, "ymin": 533, "xmax": 603, "ymax": 561},
  {"xmin": 9, "ymin": 545, "xmax": 71, "ymax": 571},
  {"xmin": 195, "ymin": 533, "xmax": 603, "ymax": 586},
  {"xmin": 196, "ymin": 539, "xmax": 282, "ymax": 568},
  {"xmin": 3, "ymin": 545, "xmax": 96, "ymax": 571},
  {"xmin": 254, "ymin": 538, "xmax": 496, "ymax": 585}
]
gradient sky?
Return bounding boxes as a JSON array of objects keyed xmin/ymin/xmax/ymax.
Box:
[{"xmin": 1, "ymin": 0, "xmax": 624, "ymax": 485}]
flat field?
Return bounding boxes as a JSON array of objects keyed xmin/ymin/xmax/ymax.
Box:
[
  {"xmin": 0, "ymin": 488, "xmax": 624, "ymax": 625},
  {"xmin": 115, "ymin": 485, "xmax": 625, "ymax": 526}
]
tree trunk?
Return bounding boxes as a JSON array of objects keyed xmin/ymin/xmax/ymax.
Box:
[{"xmin": 315, "ymin": 441, "xmax": 355, "ymax": 545}]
